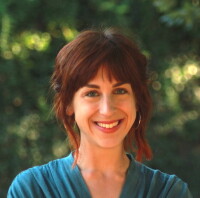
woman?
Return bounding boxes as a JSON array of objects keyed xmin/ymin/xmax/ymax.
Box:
[{"xmin": 8, "ymin": 28, "xmax": 193, "ymax": 198}]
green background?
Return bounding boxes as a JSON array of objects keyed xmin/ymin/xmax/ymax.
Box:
[{"xmin": 0, "ymin": 0, "xmax": 200, "ymax": 197}]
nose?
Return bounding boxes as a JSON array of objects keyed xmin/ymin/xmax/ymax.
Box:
[{"xmin": 99, "ymin": 95, "xmax": 116, "ymax": 116}]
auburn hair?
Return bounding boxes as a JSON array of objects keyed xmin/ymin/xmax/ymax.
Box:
[{"xmin": 51, "ymin": 28, "xmax": 152, "ymax": 163}]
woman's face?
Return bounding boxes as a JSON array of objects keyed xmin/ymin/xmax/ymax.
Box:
[{"xmin": 69, "ymin": 67, "xmax": 137, "ymax": 150}]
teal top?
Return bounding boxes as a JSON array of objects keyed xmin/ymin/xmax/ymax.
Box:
[{"xmin": 8, "ymin": 153, "xmax": 193, "ymax": 198}]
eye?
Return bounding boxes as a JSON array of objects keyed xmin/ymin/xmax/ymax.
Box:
[
  {"xmin": 114, "ymin": 88, "xmax": 128, "ymax": 95},
  {"xmin": 85, "ymin": 91, "xmax": 99, "ymax": 97}
]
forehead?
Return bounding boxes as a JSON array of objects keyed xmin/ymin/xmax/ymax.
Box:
[{"xmin": 88, "ymin": 66, "xmax": 118, "ymax": 83}]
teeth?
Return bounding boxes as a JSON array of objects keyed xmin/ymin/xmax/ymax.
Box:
[{"xmin": 97, "ymin": 121, "xmax": 119, "ymax": 129}]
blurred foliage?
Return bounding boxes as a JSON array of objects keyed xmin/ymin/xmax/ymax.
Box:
[{"xmin": 0, "ymin": 0, "xmax": 200, "ymax": 197}]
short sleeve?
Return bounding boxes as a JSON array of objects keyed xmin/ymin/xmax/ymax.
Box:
[
  {"xmin": 165, "ymin": 177, "xmax": 193, "ymax": 198},
  {"xmin": 7, "ymin": 170, "xmax": 44, "ymax": 198}
]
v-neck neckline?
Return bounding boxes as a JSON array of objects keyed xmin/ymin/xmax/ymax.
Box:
[
  {"xmin": 67, "ymin": 152, "xmax": 139, "ymax": 198},
  {"xmin": 119, "ymin": 153, "xmax": 140, "ymax": 197},
  {"xmin": 67, "ymin": 153, "xmax": 92, "ymax": 198}
]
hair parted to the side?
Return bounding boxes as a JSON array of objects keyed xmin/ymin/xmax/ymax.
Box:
[{"xmin": 51, "ymin": 28, "xmax": 153, "ymax": 165}]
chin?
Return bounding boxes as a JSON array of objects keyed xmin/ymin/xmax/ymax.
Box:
[{"xmin": 96, "ymin": 140, "xmax": 124, "ymax": 150}]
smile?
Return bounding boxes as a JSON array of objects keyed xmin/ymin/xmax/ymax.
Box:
[{"xmin": 95, "ymin": 120, "xmax": 121, "ymax": 129}]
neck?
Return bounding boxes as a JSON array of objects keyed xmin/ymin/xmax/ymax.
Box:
[{"xmin": 76, "ymin": 144, "xmax": 130, "ymax": 174}]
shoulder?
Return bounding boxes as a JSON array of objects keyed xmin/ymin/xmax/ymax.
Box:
[
  {"xmin": 135, "ymin": 160, "xmax": 177, "ymax": 184},
  {"xmin": 128, "ymin": 156, "xmax": 193, "ymax": 197},
  {"xmin": 7, "ymin": 153, "xmax": 73, "ymax": 198}
]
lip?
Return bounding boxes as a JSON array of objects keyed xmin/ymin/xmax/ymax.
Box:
[
  {"xmin": 95, "ymin": 119, "xmax": 121, "ymax": 124},
  {"xmin": 94, "ymin": 119, "xmax": 123, "ymax": 134}
]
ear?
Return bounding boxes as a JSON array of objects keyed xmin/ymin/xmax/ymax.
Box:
[{"xmin": 66, "ymin": 104, "xmax": 74, "ymax": 116}]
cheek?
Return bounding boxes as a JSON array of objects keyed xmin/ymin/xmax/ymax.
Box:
[
  {"xmin": 74, "ymin": 102, "xmax": 97, "ymax": 122},
  {"xmin": 122, "ymin": 99, "xmax": 137, "ymax": 122}
]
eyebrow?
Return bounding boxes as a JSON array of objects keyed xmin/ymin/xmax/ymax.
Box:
[{"xmin": 85, "ymin": 82, "xmax": 128, "ymax": 89}]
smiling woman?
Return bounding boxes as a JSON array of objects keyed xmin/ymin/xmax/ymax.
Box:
[
  {"xmin": 52, "ymin": 28, "xmax": 153, "ymax": 164},
  {"xmin": 7, "ymin": 28, "xmax": 193, "ymax": 198}
]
